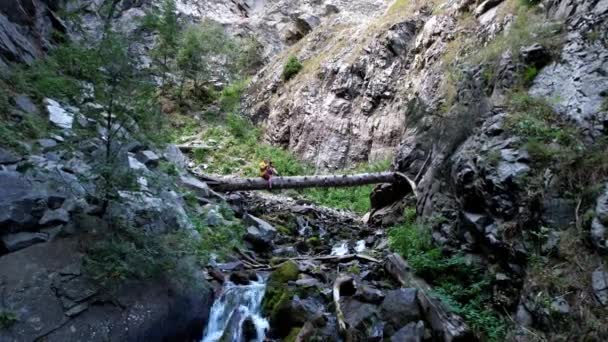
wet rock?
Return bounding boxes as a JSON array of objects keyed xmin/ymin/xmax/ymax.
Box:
[
  {"xmin": 136, "ymin": 150, "xmax": 160, "ymax": 167},
  {"xmin": 44, "ymin": 98, "xmax": 73, "ymax": 129},
  {"xmin": 39, "ymin": 208, "xmax": 70, "ymax": 226},
  {"xmin": 13, "ymin": 94, "xmax": 38, "ymax": 114},
  {"xmin": 380, "ymin": 288, "xmax": 421, "ymax": 330},
  {"xmin": 242, "ymin": 317, "xmax": 258, "ymax": 341},
  {"xmin": 1, "ymin": 231, "xmax": 48, "ymax": 253},
  {"xmin": 128, "ymin": 155, "xmax": 148, "ymax": 170},
  {"xmin": 391, "ymin": 320, "xmax": 425, "ymax": 342},
  {"xmin": 295, "ymin": 277, "xmax": 322, "ymax": 289},
  {"xmin": 592, "ymin": 269, "xmax": 608, "ymax": 305},
  {"xmin": 229, "ymin": 271, "xmax": 255, "ymax": 285}
]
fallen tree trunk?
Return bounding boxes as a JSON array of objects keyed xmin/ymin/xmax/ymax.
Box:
[{"xmin": 200, "ymin": 172, "xmax": 416, "ymax": 193}]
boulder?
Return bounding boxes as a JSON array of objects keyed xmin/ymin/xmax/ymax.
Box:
[
  {"xmin": 0, "ymin": 148, "xmax": 20, "ymax": 164},
  {"xmin": 391, "ymin": 321, "xmax": 425, "ymax": 342},
  {"xmin": 163, "ymin": 144, "xmax": 188, "ymax": 169},
  {"xmin": 341, "ymin": 298, "xmax": 381, "ymax": 334},
  {"xmin": 355, "ymin": 285, "xmax": 385, "ymax": 304},
  {"xmin": 44, "ymin": 98, "xmax": 73, "ymax": 129},
  {"xmin": 0, "ymin": 171, "xmax": 44, "ymax": 231},
  {"xmin": 1, "ymin": 231, "xmax": 48, "ymax": 253},
  {"xmin": 243, "ymin": 214, "xmax": 277, "ymax": 250},
  {"xmin": 136, "ymin": 150, "xmax": 160, "ymax": 167},
  {"xmin": 380, "ymin": 288, "xmax": 421, "ymax": 330},
  {"xmin": 179, "ymin": 175, "xmax": 210, "ymax": 198},
  {"xmin": 0, "ymin": 237, "xmax": 214, "ymax": 341},
  {"xmin": 13, "ymin": 94, "xmax": 38, "ymax": 114},
  {"xmin": 39, "ymin": 208, "xmax": 70, "ymax": 226},
  {"xmin": 37, "ymin": 138, "xmax": 58, "ymax": 150},
  {"xmin": 474, "ymin": 0, "xmax": 504, "ymax": 16}
]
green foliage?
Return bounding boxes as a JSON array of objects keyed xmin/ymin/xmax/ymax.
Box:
[
  {"xmin": 302, "ymin": 160, "xmax": 391, "ymax": 214},
  {"xmin": 0, "ymin": 310, "xmax": 17, "ymax": 329},
  {"xmin": 505, "ymin": 92, "xmax": 577, "ymax": 146},
  {"xmin": 191, "ymin": 215, "xmax": 245, "ymax": 263},
  {"xmin": 282, "ymin": 56, "xmax": 303, "ymax": 81},
  {"xmin": 522, "ymin": 66, "xmax": 538, "ymax": 86},
  {"xmin": 518, "ymin": 0, "xmax": 542, "ymax": 7},
  {"xmin": 388, "ymin": 209, "xmax": 507, "ymax": 341},
  {"xmin": 220, "ymin": 79, "xmax": 250, "ymax": 113},
  {"xmin": 84, "ymin": 223, "xmax": 191, "ymax": 287},
  {"xmin": 0, "ymin": 112, "xmax": 52, "ymax": 153}
]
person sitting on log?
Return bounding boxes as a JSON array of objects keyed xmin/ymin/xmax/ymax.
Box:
[{"xmin": 259, "ymin": 158, "xmax": 278, "ymax": 189}]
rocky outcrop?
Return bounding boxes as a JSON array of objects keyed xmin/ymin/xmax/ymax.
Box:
[{"xmin": 0, "ymin": 237, "xmax": 213, "ymax": 342}]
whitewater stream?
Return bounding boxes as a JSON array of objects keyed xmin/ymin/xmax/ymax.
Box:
[{"xmin": 201, "ymin": 277, "xmax": 269, "ymax": 342}]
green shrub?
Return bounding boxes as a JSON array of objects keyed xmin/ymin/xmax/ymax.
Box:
[
  {"xmin": 388, "ymin": 210, "xmax": 507, "ymax": 341},
  {"xmin": 522, "ymin": 66, "xmax": 538, "ymax": 86},
  {"xmin": 220, "ymin": 79, "xmax": 250, "ymax": 113},
  {"xmin": 83, "ymin": 223, "xmax": 191, "ymax": 288},
  {"xmin": 0, "ymin": 310, "xmax": 17, "ymax": 329},
  {"xmin": 282, "ymin": 56, "xmax": 303, "ymax": 81}
]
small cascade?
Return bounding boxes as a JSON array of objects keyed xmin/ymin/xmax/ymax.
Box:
[
  {"xmin": 331, "ymin": 241, "xmax": 349, "ymax": 256},
  {"xmin": 201, "ymin": 278, "xmax": 269, "ymax": 342}
]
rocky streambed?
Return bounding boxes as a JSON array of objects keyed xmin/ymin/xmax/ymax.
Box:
[{"xmin": 199, "ymin": 191, "xmax": 470, "ymax": 341}]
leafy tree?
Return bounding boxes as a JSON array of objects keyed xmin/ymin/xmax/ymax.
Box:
[
  {"xmin": 146, "ymin": 0, "xmax": 180, "ymax": 94},
  {"xmin": 176, "ymin": 20, "xmax": 229, "ymax": 102}
]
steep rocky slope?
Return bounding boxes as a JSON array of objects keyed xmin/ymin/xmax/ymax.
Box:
[
  {"xmin": 243, "ymin": 0, "xmax": 608, "ymax": 339},
  {"xmin": 1, "ymin": 0, "xmax": 608, "ymax": 341}
]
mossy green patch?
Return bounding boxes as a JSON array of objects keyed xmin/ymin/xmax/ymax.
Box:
[{"xmin": 284, "ymin": 327, "xmax": 302, "ymax": 342}]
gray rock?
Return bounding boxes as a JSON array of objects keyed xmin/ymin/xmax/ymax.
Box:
[
  {"xmin": 136, "ymin": 150, "xmax": 160, "ymax": 167},
  {"xmin": 0, "ymin": 237, "xmax": 214, "ymax": 341},
  {"xmin": 496, "ymin": 162, "xmax": 529, "ymax": 182},
  {"xmin": 542, "ymin": 197, "xmax": 575, "ymax": 229},
  {"xmin": 127, "ymin": 155, "xmax": 148, "ymax": 170},
  {"xmin": 13, "ymin": 94, "xmax": 38, "ymax": 114},
  {"xmin": 341, "ymin": 298, "xmax": 381, "ymax": 332},
  {"xmin": 163, "ymin": 144, "xmax": 188, "ymax": 169},
  {"xmin": 0, "ymin": 148, "xmax": 20, "ymax": 164},
  {"xmin": 355, "ymin": 285, "xmax": 385, "ymax": 304},
  {"xmin": 592, "ymin": 270, "xmax": 608, "ymax": 305},
  {"xmin": 0, "ymin": 171, "xmax": 41, "ymax": 231},
  {"xmin": 391, "ymin": 321, "xmax": 425, "ymax": 342},
  {"xmin": 295, "ymin": 277, "xmax": 322, "ymax": 288},
  {"xmin": 244, "ymin": 214, "xmax": 277, "ymax": 240},
  {"xmin": 541, "ymin": 231, "xmax": 560, "ymax": 255},
  {"xmin": 39, "ymin": 208, "xmax": 70, "ymax": 226},
  {"xmin": 44, "ymin": 98, "xmax": 74, "ymax": 129},
  {"xmin": 205, "ymin": 208, "xmax": 225, "ymax": 227},
  {"xmin": 37, "ymin": 138, "xmax": 58, "ymax": 150},
  {"xmin": 179, "ymin": 175, "xmax": 210, "ymax": 198},
  {"xmin": 591, "ymin": 184, "xmax": 608, "ymax": 251},
  {"xmin": 380, "ymin": 288, "xmax": 421, "ymax": 329},
  {"xmin": 1, "ymin": 231, "xmax": 48, "ymax": 252},
  {"xmin": 515, "ymin": 304, "xmax": 533, "ymax": 327}
]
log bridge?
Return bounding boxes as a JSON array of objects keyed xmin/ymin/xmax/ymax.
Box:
[{"xmin": 197, "ymin": 171, "xmax": 417, "ymax": 194}]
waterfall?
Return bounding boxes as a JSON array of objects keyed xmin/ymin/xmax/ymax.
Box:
[{"xmin": 201, "ymin": 278, "xmax": 269, "ymax": 342}]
